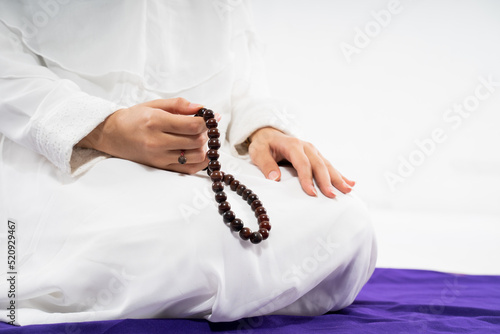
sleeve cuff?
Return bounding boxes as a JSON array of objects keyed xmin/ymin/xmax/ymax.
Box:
[
  {"xmin": 227, "ymin": 98, "xmax": 302, "ymax": 156},
  {"xmin": 33, "ymin": 91, "xmax": 119, "ymax": 175}
]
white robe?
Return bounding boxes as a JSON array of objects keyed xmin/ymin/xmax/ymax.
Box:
[{"xmin": 0, "ymin": 0, "xmax": 377, "ymax": 325}]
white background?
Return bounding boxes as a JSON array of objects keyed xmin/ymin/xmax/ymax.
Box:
[{"xmin": 252, "ymin": 0, "xmax": 500, "ymax": 274}]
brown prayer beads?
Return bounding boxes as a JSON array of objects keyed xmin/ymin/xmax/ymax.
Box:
[{"xmin": 196, "ymin": 108, "xmax": 271, "ymax": 244}]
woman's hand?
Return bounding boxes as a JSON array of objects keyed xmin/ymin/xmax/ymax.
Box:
[
  {"xmin": 77, "ymin": 98, "xmax": 211, "ymax": 174},
  {"xmin": 248, "ymin": 127, "xmax": 355, "ymax": 198}
]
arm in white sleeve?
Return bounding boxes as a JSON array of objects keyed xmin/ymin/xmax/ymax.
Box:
[
  {"xmin": 227, "ymin": 1, "xmax": 301, "ymax": 156},
  {"xmin": 0, "ymin": 21, "xmax": 118, "ymax": 175}
]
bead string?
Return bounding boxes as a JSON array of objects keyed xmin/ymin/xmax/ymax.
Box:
[{"xmin": 196, "ymin": 108, "xmax": 271, "ymax": 244}]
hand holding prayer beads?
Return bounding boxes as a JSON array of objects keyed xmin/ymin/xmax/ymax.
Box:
[{"xmin": 194, "ymin": 108, "xmax": 271, "ymax": 244}]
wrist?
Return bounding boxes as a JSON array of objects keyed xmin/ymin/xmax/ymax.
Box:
[
  {"xmin": 76, "ymin": 122, "xmax": 104, "ymax": 150},
  {"xmin": 76, "ymin": 109, "xmax": 119, "ymax": 151},
  {"xmin": 249, "ymin": 126, "xmax": 284, "ymax": 142}
]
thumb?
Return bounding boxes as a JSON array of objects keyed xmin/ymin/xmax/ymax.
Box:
[
  {"xmin": 142, "ymin": 98, "xmax": 204, "ymax": 115},
  {"xmin": 251, "ymin": 148, "xmax": 281, "ymax": 182}
]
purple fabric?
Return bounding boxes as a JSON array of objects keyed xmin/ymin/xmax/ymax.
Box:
[{"xmin": 2, "ymin": 268, "xmax": 499, "ymax": 333}]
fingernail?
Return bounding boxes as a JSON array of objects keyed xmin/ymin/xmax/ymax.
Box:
[
  {"xmin": 215, "ymin": 113, "xmax": 222, "ymax": 122},
  {"xmin": 328, "ymin": 185, "xmax": 337, "ymax": 197},
  {"xmin": 343, "ymin": 181, "xmax": 352, "ymax": 192},
  {"xmin": 267, "ymin": 170, "xmax": 279, "ymax": 181},
  {"xmin": 188, "ymin": 103, "xmax": 204, "ymax": 109},
  {"xmin": 310, "ymin": 185, "xmax": 318, "ymax": 197}
]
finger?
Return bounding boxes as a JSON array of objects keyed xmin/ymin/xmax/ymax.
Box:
[
  {"xmin": 167, "ymin": 156, "xmax": 210, "ymax": 175},
  {"xmin": 304, "ymin": 146, "xmax": 336, "ymax": 199},
  {"xmin": 249, "ymin": 143, "xmax": 281, "ymax": 181},
  {"xmin": 159, "ymin": 131, "xmax": 208, "ymax": 150},
  {"xmin": 149, "ymin": 109, "xmax": 207, "ymax": 135},
  {"xmin": 142, "ymin": 97, "xmax": 203, "ymax": 115},
  {"xmin": 169, "ymin": 147, "xmax": 208, "ymax": 165},
  {"xmin": 321, "ymin": 158, "xmax": 353, "ymax": 194},
  {"xmin": 342, "ymin": 175, "xmax": 356, "ymax": 187},
  {"xmin": 282, "ymin": 142, "xmax": 317, "ymax": 197},
  {"xmin": 144, "ymin": 146, "xmax": 207, "ymax": 170}
]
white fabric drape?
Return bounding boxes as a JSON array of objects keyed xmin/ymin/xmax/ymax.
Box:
[{"xmin": 0, "ymin": 0, "xmax": 376, "ymax": 326}]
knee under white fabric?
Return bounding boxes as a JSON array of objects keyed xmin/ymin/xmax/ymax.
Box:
[{"xmin": 0, "ymin": 137, "xmax": 376, "ymax": 325}]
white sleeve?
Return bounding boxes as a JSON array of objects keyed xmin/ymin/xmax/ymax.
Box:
[
  {"xmin": 0, "ymin": 21, "xmax": 118, "ymax": 175},
  {"xmin": 226, "ymin": 1, "xmax": 301, "ymax": 156}
]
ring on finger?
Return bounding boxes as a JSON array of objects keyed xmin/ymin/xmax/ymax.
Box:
[{"xmin": 178, "ymin": 150, "xmax": 187, "ymax": 164}]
